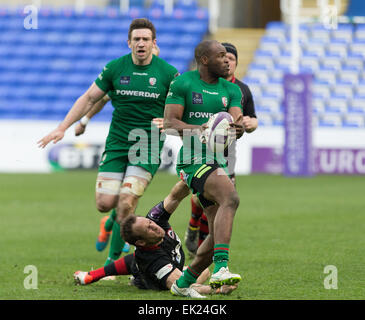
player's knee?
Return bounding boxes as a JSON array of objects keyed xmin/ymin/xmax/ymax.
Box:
[
  {"xmin": 120, "ymin": 176, "xmax": 147, "ymax": 197},
  {"xmin": 95, "ymin": 199, "xmax": 115, "ymax": 213},
  {"xmin": 117, "ymin": 194, "xmax": 137, "ymax": 220},
  {"xmin": 225, "ymin": 191, "xmax": 240, "ymax": 211}
]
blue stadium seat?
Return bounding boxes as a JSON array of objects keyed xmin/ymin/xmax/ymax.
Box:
[
  {"xmin": 18, "ymin": 72, "xmax": 43, "ymax": 86},
  {"xmin": 0, "ymin": 5, "xmax": 206, "ymax": 120},
  {"xmin": 271, "ymin": 112, "xmax": 284, "ymax": 126},
  {"xmin": 300, "ymin": 54, "xmax": 320, "ymax": 72},
  {"xmin": 257, "ymin": 94, "xmax": 281, "ymax": 113},
  {"xmin": 354, "ymin": 24, "xmax": 365, "ymax": 41},
  {"xmin": 327, "ymin": 39, "xmax": 349, "ymax": 58},
  {"xmin": 245, "ymin": 83, "xmax": 262, "ymax": 100},
  {"xmin": 325, "ymin": 94, "xmax": 348, "ymax": 114},
  {"xmin": 356, "ymin": 81, "xmax": 365, "ymax": 95},
  {"xmin": 331, "ymin": 24, "xmax": 354, "ymax": 43},
  {"xmin": 349, "ymin": 95, "xmax": 365, "ymax": 113},
  {"xmin": 312, "ymin": 97, "xmax": 326, "ymax": 114},
  {"xmin": 312, "ymin": 81, "xmax": 332, "ymax": 99},
  {"xmin": 310, "ymin": 24, "xmax": 331, "ymax": 43},
  {"xmin": 252, "ymin": 56, "xmax": 274, "ymax": 70},
  {"xmin": 349, "ymin": 39, "xmax": 365, "ymax": 57},
  {"xmin": 318, "ymin": 113, "xmax": 343, "ymax": 127},
  {"xmin": 275, "ymin": 53, "xmax": 293, "ymax": 69},
  {"xmin": 257, "ymin": 113, "xmax": 274, "ymax": 126},
  {"xmin": 263, "ymin": 80, "xmax": 284, "ymax": 99},
  {"xmin": 246, "ymin": 67, "xmax": 269, "ymax": 84},
  {"xmin": 343, "ymin": 53, "xmax": 364, "ymax": 69},
  {"xmin": 342, "ymin": 113, "xmax": 364, "ymax": 127},
  {"xmin": 315, "ymin": 67, "xmax": 337, "ymax": 85},
  {"xmin": 303, "ymin": 39, "xmax": 326, "ymax": 57},
  {"xmin": 259, "ymin": 36, "xmax": 282, "ymax": 56},
  {"xmin": 335, "ymin": 81, "xmax": 354, "ymax": 99},
  {"xmin": 338, "ymin": 66, "xmax": 360, "ymax": 84},
  {"xmin": 321, "ymin": 53, "xmax": 343, "ymax": 71}
]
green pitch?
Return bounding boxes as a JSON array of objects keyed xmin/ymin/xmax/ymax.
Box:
[{"xmin": 0, "ymin": 171, "xmax": 364, "ymax": 300}]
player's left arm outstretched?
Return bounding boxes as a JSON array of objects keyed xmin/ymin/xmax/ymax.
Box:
[{"xmin": 37, "ymin": 82, "xmax": 106, "ymax": 148}]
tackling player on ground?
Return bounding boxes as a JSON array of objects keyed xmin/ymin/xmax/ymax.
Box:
[{"xmin": 73, "ymin": 182, "xmax": 237, "ymax": 298}]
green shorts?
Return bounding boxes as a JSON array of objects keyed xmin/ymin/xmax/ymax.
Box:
[
  {"xmin": 99, "ymin": 149, "xmax": 161, "ymax": 177},
  {"xmin": 177, "ymin": 162, "xmax": 229, "ymax": 208}
]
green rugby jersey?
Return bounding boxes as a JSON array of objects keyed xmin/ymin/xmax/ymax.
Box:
[
  {"xmin": 95, "ymin": 53, "xmax": 178, "ymax": 151},
  {"xmin": 165, "ymin": 70, "xmax": 243, "ymax": 168}
]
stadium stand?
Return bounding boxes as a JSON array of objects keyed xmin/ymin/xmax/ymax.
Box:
[
  {"xmin": 243, "ymin": 20, "xmax": 365, "ymax": 129},
  {"xmin": 0, "ymin": 1, "xmax": 209, "ymax": 121}
]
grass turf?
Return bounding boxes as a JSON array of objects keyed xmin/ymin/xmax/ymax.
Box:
[{"xmin": 0, "ymin": 171, "xmax": 364, "ymax": 300}]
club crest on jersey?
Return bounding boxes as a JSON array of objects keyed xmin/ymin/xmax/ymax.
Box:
[
  {"xmin": 222, "ymin": 96, "xmax": 228, "ymax": 107},
  {"xmin": 167, "ymin": 228, "xmax": 175, "ymax": 239},
  {"xmin": 149, "ymin": 77, "xmax": 157, "ymax": 86},
  {"xmin": 120, "ymin": 76, "xmax": 130, "ymax": 85},
  {"xmin": 192, "ymin": 92, "xmax": 203, "ymax": 104}
]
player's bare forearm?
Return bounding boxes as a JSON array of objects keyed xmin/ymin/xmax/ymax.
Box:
[
  {"xmin": 85, "ymin": 95, "xmax": 110, "ymax": 119},
  {"xmin": 163, "ymin": 181, "xmax": 190, "ymax": 213},
  {"xmin": 164, "ymin": 104, "xmax": 202, "ymax": 137},
  {"xmin": 75, "ymin": 95, "xmax": 110, "ymax": 136},
  {"xmin": 58, "ymin": 86, "xmax": 105, "ymax": 132}
]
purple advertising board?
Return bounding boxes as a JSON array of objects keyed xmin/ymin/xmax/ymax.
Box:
[
  {"xmin": 252, "ymin": 147, "xmax": 365, "ymax": 175},
  {"xmin": 283, "ymin": 73, "xmax": 314, "ymax": 176}
]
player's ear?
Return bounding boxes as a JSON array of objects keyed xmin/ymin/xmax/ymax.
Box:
[
  {"xmin": 127, "ymin": 39, "xmax": 132, "ymax": 49},
  {"xmin": 201, "ymin": 55, "xmax": 209, "ymax": 66},
  {"xmin": 135, "ymin": 239, "xmax": 145, "ymax": 247}
]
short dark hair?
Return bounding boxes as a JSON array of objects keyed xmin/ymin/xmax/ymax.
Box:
[
  {"xmin": 194, "ymin": 40, "xmax": 220, "ymax": 65},
  {"xmin": 128, "ymin": 18, "xmax": 156, "ymax": 40},
  {"xmin": 120, "ymin": 214, "xmax": 140, "ymax": 245}
]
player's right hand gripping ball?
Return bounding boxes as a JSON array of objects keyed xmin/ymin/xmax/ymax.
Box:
[{"xmin": 204, "ymin": 112, "xmax": 234, "ymax": 153}]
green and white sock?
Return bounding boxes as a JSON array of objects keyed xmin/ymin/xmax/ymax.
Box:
[
  {"xmin": 104, "ymin": 209, "xmax": 117, "ymax": 233},
  {"xmin": 213, "ymin": 243, "xmax": 229, "ymax": 273},
  {"xmin": 104, "ymin": 221, "xmax": 125, "ymax": 266},
  {"xmin": 176, "ymin": 266, "xmax": 200, "ymax": 288}
]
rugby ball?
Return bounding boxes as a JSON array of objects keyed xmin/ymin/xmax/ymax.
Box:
[{"xmin": 205, "ymin": 112, "xmax": 234, "ymax": 153}]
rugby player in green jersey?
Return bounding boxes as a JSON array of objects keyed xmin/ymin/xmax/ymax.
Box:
[
  {"xmin": 72, "ymin": 45, "xmax": 161, "ymax": 269},
  {"xmin": 38, "ymin": 19, "xmax": 178, "ymax": 254},
  {"xmin": 184, "ymin": 42, "xmax": 258, "ymax": 257},
  {"xmin": 163, "ymin": 40, "xmax": 245, "ymax": 296}
]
